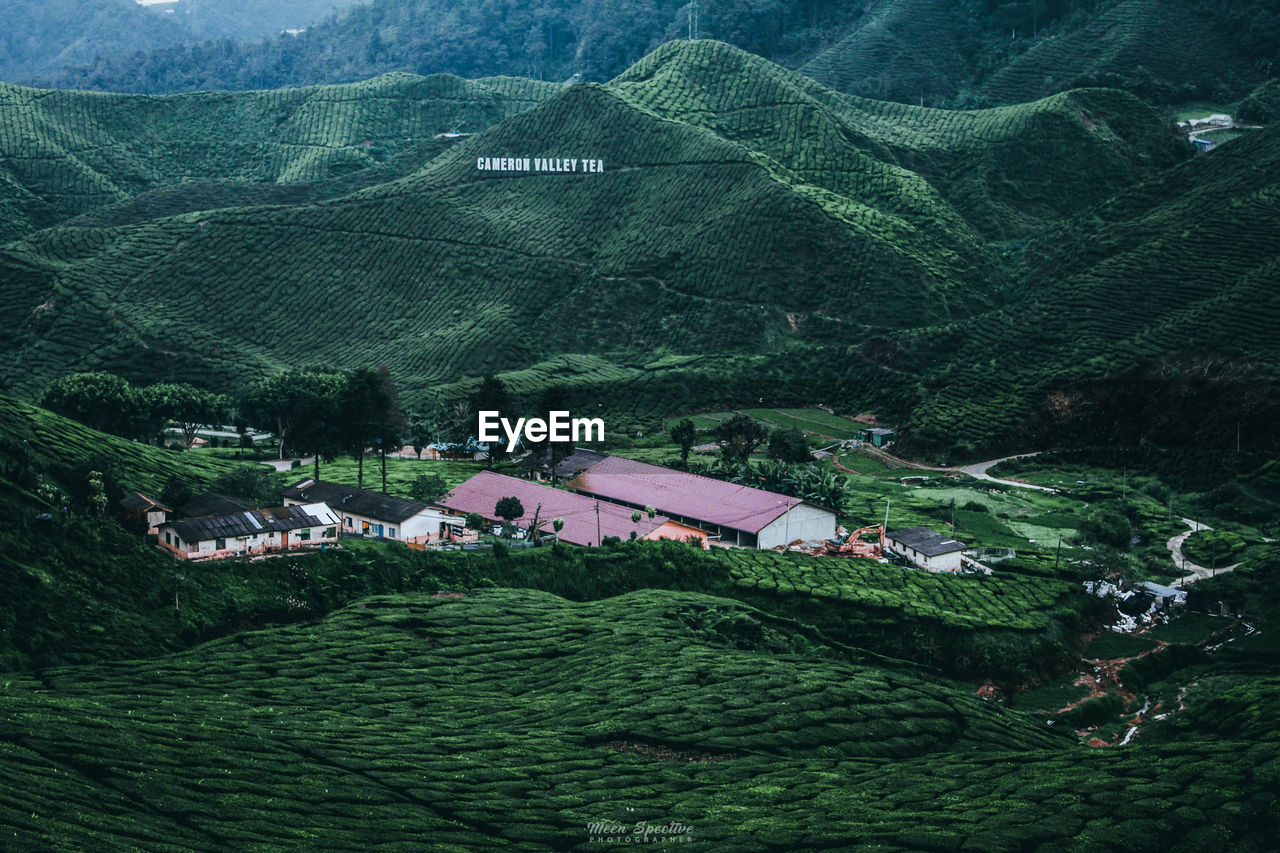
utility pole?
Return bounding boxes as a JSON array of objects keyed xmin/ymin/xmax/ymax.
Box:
[
  {"xmin": 1054, "ymin": 537, "xmax": 1062, "ymax": 573},
  {"xmin": 595, "ymin": 502, "xmax": 601, "ymax": 547}
]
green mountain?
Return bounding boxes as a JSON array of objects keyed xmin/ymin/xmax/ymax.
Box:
[
  {"xmin": 0, "ymin": 42, "xmax": 1193, "ymax": 441},
  {"xmin": 801, "ymin": 0, "xmax": 1280, "ymax": 107},
  {"xmin": 26, "ymin": 0, "xmax": 1280, "ymax": 113},
  {"xmin": 897, "ymin": 119, "xmax": 1280, "ymax": 455},
  {"xmin": 0, "ymin": 0, "xmax": 368, "ymax": 83},
  {"xmin": 0, "ymin": 73, "xmax": 556, "ymax": 245}
]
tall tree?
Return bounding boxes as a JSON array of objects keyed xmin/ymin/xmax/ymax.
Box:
[
  {"xmin": 768, "ymin": 427, "xmax": 811, "ymax": 463},
  {"xmin": 470, "ymin": 375, "xmax": 513, "ymax": 466},
  {"xmin": 241, "ymin": 369, "xmax": 339, "ymax": 460},
  {"xmin": 41, "ymin": 372, "xmax": 139, "ymax": 437},
  {"xmin": 339, "ymin": 366, "xmax": 404, "ymax": 491},
  {"xmin": 142, "ymin": 382, "xmax": 228, "ymax": 449},
  {"xmin": 668, "ymin": 418, "xmax": 697, "ymax": 468},
  {"xmin": 714, "ymin": 414, "xmax": 768, "ymax": 465},
  {"xmin": 522, "ymin": 384, "xmax": 574, "ymax": 478},
  {"xmin": 288, "ymin": 372, "xmax": 346, "ymax": 480}
]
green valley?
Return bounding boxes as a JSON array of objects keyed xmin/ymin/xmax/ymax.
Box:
[{"xmin": 2, "ymin": 6, "xmax": 1279, "ymax": 848}]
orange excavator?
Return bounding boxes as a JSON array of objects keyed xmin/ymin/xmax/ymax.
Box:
[{"xmin": 823, "ymin": 524, "xmax": 884, "ymax": 558}]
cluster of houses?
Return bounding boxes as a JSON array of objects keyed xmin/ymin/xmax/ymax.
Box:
[{"xmin": 126, "ymin": 448, "xmax": 965, "ymax": 572}]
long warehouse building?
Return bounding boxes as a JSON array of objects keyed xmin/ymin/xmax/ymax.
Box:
[
  {"xmin": 437, "ymin": 471, "xmax": 708, "ymax": 548},
  {"xmin": 565, "ymin": 455, "xmax": 836, "ymax": 549}
]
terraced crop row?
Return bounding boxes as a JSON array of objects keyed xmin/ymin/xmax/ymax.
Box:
[
  {"xmin": 0, "ymin": 589, "xmax": 1274, "ymax": 850},
  {"xmin": 0, "ymin": 74, "xmax": 557, "ymax": 240},
  {"xmin": 2, "ymin": 59, "xmax": 999, "ymax": 405},
  {"xmin": 715, "ymin": 549, "xmax": 1074, "ymax": 631}
]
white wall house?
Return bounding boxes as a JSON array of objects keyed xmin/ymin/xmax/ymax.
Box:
[
  {"xmin": 282, "ymin": 479, "xmax": 465, "ymax": 546},
  {"xmin": 158, "ymin": 503, "xmax": 340, "ymax": 562},
  {"xmin": 886, "ymin": 526, "xmax": 966, "ymax": 573}
]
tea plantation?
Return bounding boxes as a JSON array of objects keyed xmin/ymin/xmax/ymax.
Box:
[
  {"xmin": 2, "ymin": 590, "xmax": 1276, "ymax": 850},
  {"xmin": 0, "ymin": 40, "xmax": 1241, "ymax": 456}
]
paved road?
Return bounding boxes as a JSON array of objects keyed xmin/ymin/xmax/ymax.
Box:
[
  {"xmin": 952, "ymin": 452, "xmax": 1057, "ymax": 493},
  {"xmin": 1167, "ymin": 517, "xmax": 1241, "ymax": 586},
  {"xmin": 862, "ymin": 447, "xmax": 1058, "ymax": 493}
]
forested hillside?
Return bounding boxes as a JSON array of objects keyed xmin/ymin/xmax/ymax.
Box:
[
  {"xmin": 897, "ymin": 120, "xmax": 1280, "ymax": 455},
  {"xmin": 802, "ymin": 0, "xmax": 1280, "ymax": 107},
  {"xmin": 22, "ymin": 0, "xmax": 1280, "ymax": 110},
  {"xmin": 1, "ymin": 0, "xmax": 367, "ymax": 83},
  {"xmin": 0, "ymin": 42, "xmax": 1202, "ymax": 450}
]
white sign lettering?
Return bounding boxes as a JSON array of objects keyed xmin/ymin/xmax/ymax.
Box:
[{"xmin": 476, "ymin": 157, "xmax": 605, "ymax": 173}]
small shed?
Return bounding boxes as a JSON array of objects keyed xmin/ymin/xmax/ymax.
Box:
[
  {"xmin": 118, "ymin": 492, "xmax": 171, "ymax": 534},
  {"xmin": 859, "ymin": 427, "xmax": 896, "ymax": 447}
]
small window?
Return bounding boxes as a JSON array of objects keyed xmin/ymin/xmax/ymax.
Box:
[
  {"xmin": 324, "ymin": 527, "xmax": 336, "ymax": 538},
  {"xmin": 164, "ymin": 531, "xmax": 171, "ymax": 544},
  {"xmin": 299, "ymin": 529, "xmax": 311, "ymax": 541},
  {"xmin": 345, "ymin": 517, "xmax": 353, "ymax": 527},
  {"xmin": 215, "ymin": 538, "xmax": 226, "ymax": 550},
  {"xmin": 389, "ymin": 527, "xmax": 396, "ymax": 538}
]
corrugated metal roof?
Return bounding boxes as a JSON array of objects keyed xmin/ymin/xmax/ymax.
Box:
[
  {"xmin": 437, "ymin": 471, "xmax": 674, "ymax": 546},
  {"xmin": 119, "ymin": 492, "xmax": 170, "ymax": 513},
  {"xmin": 164, "ymin": 504, "xmax": 335, "ymax": 543},
  {"xmin": 281, "ymin": 479, "xmax": 431, "ymax": 523},
  {"xmin": 567, "ymin": 455, "xmax": 818, "ymax": 534},
  {"xmin": 887, "ymin": 526, "xmax": 966, "ymax": 557}
]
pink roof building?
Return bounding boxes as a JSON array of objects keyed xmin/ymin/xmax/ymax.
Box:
[
  {"xmin": 566, "ymin": 455, "xmax": 836, "ymax": 549},
  {"xmin": 436, "ymin": 471, "xmax": 707, "ymax": 548}
]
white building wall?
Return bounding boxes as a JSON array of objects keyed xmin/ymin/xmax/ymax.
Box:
[
  {"xmin": 400, "ymin": 509, "xmax": 453, "ymax": 541},
  {"xmin": 887, "ymin": 536, "xmax": 966, "ymax": 573},
  {"xmin": 922, "ymin": 550, "xmax": 964, "ymax": 573},
  {"xmin": 757, "ymin": 504, "xmax": 837, "ymax": 550}
]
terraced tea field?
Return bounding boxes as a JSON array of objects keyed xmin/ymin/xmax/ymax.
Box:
[
  {"xmin": 2, "ymin": 588, "xmax": 1275, "ymax": 850},
  {"xmin": 0, "ymin": 73, "xmax": 555, "ymax": 243},
  {"xmin": 0, "ymin": 40, "xmax": 1205, "ymax": 444},
  {"xmin": 0, "ymin": 394, "xmax": 247, "ymax": 496},
  {"xmin": 718, "ymin": 549, "xmax": 1074, "ymax": 632}
]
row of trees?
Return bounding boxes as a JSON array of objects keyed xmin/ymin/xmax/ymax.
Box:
[
  {"xmin": 42, "ymin": 367, "xmax": 411, "ymax": 492},
  {"xmin": 667, "ymin": 414, "xmax": 813, "ymax": 467},
  {"xmin": 42, "ymin": 372, "xmax": 228, "ymax": 449},
  {"xmin": 241, "ymin": 366, "xmax": 405, "ymax": 491},
  {"xmin": 666, "ymin": 414, "xmax": 844, "ymax": 508}
]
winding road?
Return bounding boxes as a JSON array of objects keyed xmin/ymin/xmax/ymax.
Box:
[
  {"xmin": 1166, "ymin": 517, "xmax": 1241, "ymax": 586},
  {"xmin": 951, "ymin": 452, "xmax": 1058, "ymax": 493},
  {"xmin": 855, "ymin": 447, "xmax": 1059, "ymax": 493}
]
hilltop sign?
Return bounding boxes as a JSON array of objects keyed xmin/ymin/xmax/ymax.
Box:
[{"xmin": 476, "ymin": 157, "xmax": 604, "ymax": 173}]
